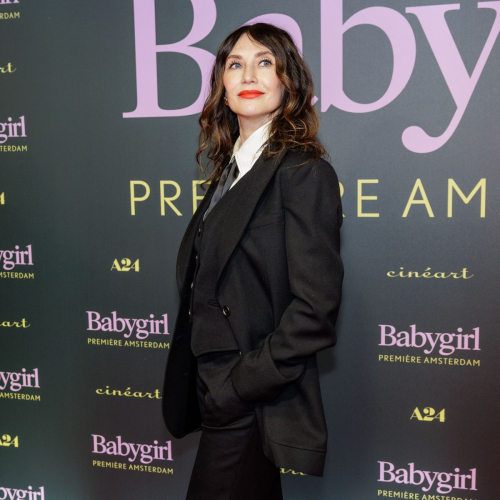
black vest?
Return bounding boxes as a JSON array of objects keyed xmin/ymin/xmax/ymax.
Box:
[{"xmin": 188, "ymin": 180, "xmax": 243, "ymax": 357}]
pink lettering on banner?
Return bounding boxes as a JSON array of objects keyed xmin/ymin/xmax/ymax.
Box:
[
  {"xmin": 124, "ymin": 0, "xmax": 216, "ymax": 118},
  {"xmin": 321, "ymin": 0, "xmax": 500, "ymax": 152},
  {"xmin": 404, "ymin": 2, "xmax": 500, "ymax": 153},
  {"xmin": 86, "ymin": 311, "xmax": 169, "ymax": 340},
  {"xmin": 0, "ymin": 486, "xmax": 45, "ymax": 500},
  {"xmin": 0, "ymin": 245, "xmax": 33, "ymax": 271},
  {"xmin": 124, "ymin": 0, "xmax": 500, "ymax": 152},
  {"xmin": 378, "ymin": 461, "xmax": 478, "ymax": 494},
  {"xmin": 320, "ymin": 0, "xmax": 416, "ymax": 114},
  {"xmin": 0, "ymin": 368, "xmax": 40, "ymax": 392},
  {"xmin": 0, "ymin": 116, "xmax": 27, "ymax": 144},
  {"xmin": 92, "ymin": 434, "xmax": 173, "ymax": 464},
  {"xmin": 379, "ymin": 324, "xmax": 481, "ymax": 356}
]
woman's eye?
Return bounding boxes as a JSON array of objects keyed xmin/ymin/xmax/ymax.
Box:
[{"xmin": 228, "ymin": 59, "xmax": 273, "ymax": 69}]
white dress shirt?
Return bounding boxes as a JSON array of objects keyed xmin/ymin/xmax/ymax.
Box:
[
  {"xmin": 203, "ymin": 120, "xmax": 272, "ymax": 221},
  {"xmin": 229, "ymin": 120, "xmax": 272, "ymax": 190}
]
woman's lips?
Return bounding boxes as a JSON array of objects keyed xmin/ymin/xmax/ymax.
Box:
[{"xmin": 238, "ymin": 90, "xmax": 264, "ymax": 99}]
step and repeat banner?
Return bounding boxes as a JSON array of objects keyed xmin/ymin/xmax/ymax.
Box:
[{"xmin": 1, "ymin": 0, "xmax": 499, "ymax": 499}]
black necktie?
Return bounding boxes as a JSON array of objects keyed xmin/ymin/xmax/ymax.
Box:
[{"xmin": 203, "ymin": 158, "xmax": 239, "ymax": 220}]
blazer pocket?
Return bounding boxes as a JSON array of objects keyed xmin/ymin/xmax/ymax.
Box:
[{"xmin": 247, "ymin": 209, "xmax": 285, "ymax": 230}]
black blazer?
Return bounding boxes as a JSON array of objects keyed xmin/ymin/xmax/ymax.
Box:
[{"xmin": 162, "ymin": 146, "xmax": 344, "ymax": 477}]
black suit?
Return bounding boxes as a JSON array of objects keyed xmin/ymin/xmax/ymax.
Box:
[{"xmin": 162, "ymin": 146, "xmax": 344, "ymax": 479}]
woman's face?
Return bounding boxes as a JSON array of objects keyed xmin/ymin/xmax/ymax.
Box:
[{"xmin": 223, "ymin": 33, "xmax": 283, "ymax": 126}]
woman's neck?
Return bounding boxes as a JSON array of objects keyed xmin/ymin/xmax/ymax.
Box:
[{"xmin": 237, "ymin": 116, "xmax": 271, "ymax": 144}]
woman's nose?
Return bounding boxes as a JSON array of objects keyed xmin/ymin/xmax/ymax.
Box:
[{"xmin": 242, "ymin": 66, "xmax": 257, "ymax": 83}]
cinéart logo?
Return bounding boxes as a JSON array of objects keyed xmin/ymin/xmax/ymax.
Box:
[
  {"xmin": 95, "ymin": 385, "xmax": 161, "ymax": 400},
  {"xmin": 378, "ymin": 324, "xmax": 481, "ymax": 367},
  {"xmin": 0, "ymin": 318, "xmax": 30, "ymax": 329},
  {"xmin": 92, "ymin": 434, "xmax": 172, "ymax": 464},
  {"xmin": 378, "ymin": 461, "xmax": 477, "ymax": 495},
  {"xmin": 0, "ymin": 62, "xmax": 16, "ymax": 74},
  {"xmin": 0, "ymin": 485, "xmax": 45, "ymax": 500}
]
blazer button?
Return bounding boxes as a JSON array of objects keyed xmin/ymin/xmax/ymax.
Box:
[
  {"xmin": 197, "ymin": 226, "xmax": 201, "ymax": 236},
  {"xmin": 188, "ymin": 308, "xmax": 192, "ymax": 318},
  {"xmin": 222, "ymin": 305, "xmax": 230, "ymax": 317},
  {"xmin": 190, "ymin": 281, "xmax": 194, "ymax": 289},
  {"xmin": 195, "ymin": 253, "xmax": 198, "ymax": 261}
]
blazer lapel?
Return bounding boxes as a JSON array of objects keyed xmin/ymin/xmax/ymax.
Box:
[
  {"xmin": 214, "ymin": 146, "xmax": 289, "ymax": 289},
  {"xmin": 176, "ymin": 146, "xmax": 290, "ymax": 296},
  {"xmin": 176, "ymin": 178, "xmax": 217, "ymax": 294}
]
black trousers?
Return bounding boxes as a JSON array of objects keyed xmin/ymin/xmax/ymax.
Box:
[{"xmin": 186, "ymin": 351, "xmax": 283, "ymax": 500}]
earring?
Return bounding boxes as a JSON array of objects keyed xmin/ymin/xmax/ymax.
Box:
[{"xmin": 224, "ymin": 95, "xmax": 229, "ymax": 106}]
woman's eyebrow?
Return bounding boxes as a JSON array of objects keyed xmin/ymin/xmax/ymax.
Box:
[{"xmin": 227, "ymin": 51, "xmax": 274, "ymax": 60}]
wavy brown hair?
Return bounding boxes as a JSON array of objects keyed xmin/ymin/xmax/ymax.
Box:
[{"xmin": 196, "ymin": 23, "xmax": 328, "ymax": 189}]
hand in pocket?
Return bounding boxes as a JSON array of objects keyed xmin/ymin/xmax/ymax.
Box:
[{"xmin": 200, "ymin": 356, "xmax": 254, "ymax": 428}]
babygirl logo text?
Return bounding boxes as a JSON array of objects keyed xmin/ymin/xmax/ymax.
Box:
[
  {"xmin": 0, "ymin": 368, "xmax": 39, "ymax": 392},
  {"xmin": 92, "ymin": 435, "xmax": 172, "ymax": 464},
  {"xmin": 0, "ymin": 116, "xmax": 26, "ymax": 144},
  {"xmin": 378, "ymin": 461, "xmax": 477, "ymax": 494},
  {"xmin": 124, "ymin": 0, "xmax": 500, "ymax": 153},
  {"xmin": 0, "ymin": 486, "xmax": 44, "ymax": 500},
  {"xmin": 0, "ymin": 245, "xmax": 33, "ymax": 271},
  {"xmin": 379, "ymin": 325, "xmax": 480, "ymax": 356},
  {"xmin": 86, "ymin": 311, "xmax": 169, "ymax": 340}
]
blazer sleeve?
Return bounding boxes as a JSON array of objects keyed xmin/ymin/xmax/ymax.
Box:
[{"xmin": 229, "ymin": 156, "xmax": 344, "ymax": 404}]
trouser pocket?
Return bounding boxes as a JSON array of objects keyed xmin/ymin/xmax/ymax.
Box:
[{"xmin": 196, "ymin": 350, "xmax": 254, "ymax": 427}]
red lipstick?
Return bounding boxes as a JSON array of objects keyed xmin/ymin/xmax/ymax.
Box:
[{"xmin": 238, "ymin": 90, "xmax": 264, "ymax": 99}]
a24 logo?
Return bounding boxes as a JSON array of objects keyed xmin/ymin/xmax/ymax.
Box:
[
  {"xmin": 411, "ymin": 407, "xmax": 445, "ymax": 422},
  {"xmin": 111, "ymin": 258, "xmax": 139, "ymax": 272},
  {"xmin": 0, "ymin": 434, "xmax": 19, "ymax": 447}
]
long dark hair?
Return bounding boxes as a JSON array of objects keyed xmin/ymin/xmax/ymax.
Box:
[{"xmin": 196, "ymin": 23, "xmax": 328, "ymax": 188}]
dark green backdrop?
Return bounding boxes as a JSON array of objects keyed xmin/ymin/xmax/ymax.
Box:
[{"xmin": 1, "ymin": 0, "xmax": 499, "ymax": 499}]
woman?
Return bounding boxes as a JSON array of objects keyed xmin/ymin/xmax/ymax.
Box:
[{"xmin": 162, "ymin": 23, "xmax": 344, "ymax": 500}]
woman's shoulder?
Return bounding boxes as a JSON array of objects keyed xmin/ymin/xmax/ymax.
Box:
[
  {"xmin": 280, "ymin": 147, "xmax": 339, "ymax": 180},
  {"xmin": 272, "ymin": 147, "xmax": 341, "ymax": 203}
]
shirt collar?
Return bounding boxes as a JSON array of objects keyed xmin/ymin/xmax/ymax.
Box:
[{"xmin": 231, "ymin": 120, "xmax": 272, "ymax": 176}]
